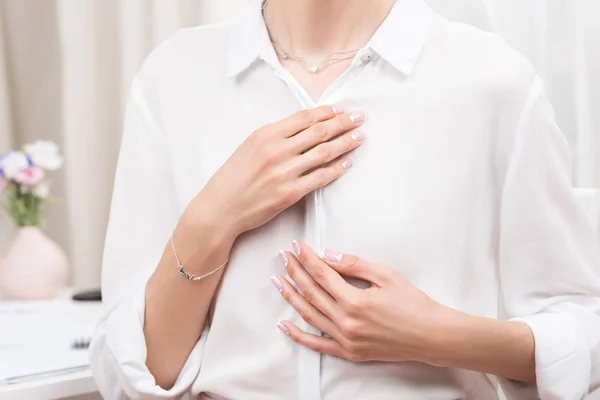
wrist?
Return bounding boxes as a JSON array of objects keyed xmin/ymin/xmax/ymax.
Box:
[
  {"xmin": 415, "ymin": 306, "xmax": 536, "ymax": 382},
  {"xmin": 179, "ymin": 211, "xmax": 236, "ymax": 251},
  {"xmin": 183, "ymin": 193, "xmax": 241, "ymax": 244},
  {"xmin": 416, "ymin": 304, "xmax": 471, "ymax": 367},
  {"xmin": 174, "ymin": 200, "xmax": 238, "ymax": 272}
]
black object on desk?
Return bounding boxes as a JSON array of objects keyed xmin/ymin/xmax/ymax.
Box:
[{"xmin": 72, "ymin": 289, "xmax": 102, "ymax": 302}]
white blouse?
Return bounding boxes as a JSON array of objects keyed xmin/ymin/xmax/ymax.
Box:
[{"xmin": 90, "ymin": 0, "xmax": 600, "ymax": 399}]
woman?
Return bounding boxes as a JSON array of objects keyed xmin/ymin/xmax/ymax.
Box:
[{"xmin": 90, "ymin": 0, "xmax": 600, "ymax": 399}]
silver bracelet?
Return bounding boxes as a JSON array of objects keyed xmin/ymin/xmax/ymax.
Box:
[{"xmin": 170, "ymin": 234, "xmax": 229, "ymax": 281}]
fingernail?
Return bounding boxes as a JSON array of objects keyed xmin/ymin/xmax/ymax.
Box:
[
  {"xmin": 271, "ymin": 276, "xmax": 283, "ymax": 292},
  {"xmin": 277, "ymin": 322, "xmax": 290, "ymax": 335},
  {"xmin": 278, "ymin": 251, "xmax": 288, "ymax": 267},
  {"xmin": 341, "ymin": 158, "xmax": 353, "ymax": 169},
  {"xmin": 349, "ymin": 111, "xmax": 365, "ymax": 124},
  {"xmin": 292, "ymin": 241, "xmax": 301, "ymax": 256},
  {"xmin": 332, "ymin": 104, "xmax": 346, "ymax": 115},
  {"xmin": 322, "ymin": 248, "xmax": 343, "ymax": 263},
  {"xmin": 351, "ymin": 130, "xmax": 366, "ymax": 141}
]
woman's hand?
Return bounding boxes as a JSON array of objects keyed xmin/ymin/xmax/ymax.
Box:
[
  {"xmin": 272, "ymin": 241, "xmax": 444, "ymax": 364},
  {"xmin": 185, "ymin": 106, "xmax": 365, "ymax": 241},
  {"xmin": 271, "ymin": 243, "xmax": 536, "ymax": 383}
]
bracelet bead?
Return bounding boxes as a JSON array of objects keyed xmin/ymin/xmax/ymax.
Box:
[{"xmin": 170, "ymin": 234, "xmax": 228, "ymax": 281}]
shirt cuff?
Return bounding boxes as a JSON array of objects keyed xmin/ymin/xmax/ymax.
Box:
[
  {"xmin": 507, "ymin": 313, "xmax": 591, "ymax": 400},
  {"xmin": 104, "ymin": 285, "xmax": 206, "ymax": 398}
]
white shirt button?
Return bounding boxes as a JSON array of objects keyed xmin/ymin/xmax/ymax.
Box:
[{"xmin": 360, "ymin": 52, "xmax": 373, "ymax": 62}]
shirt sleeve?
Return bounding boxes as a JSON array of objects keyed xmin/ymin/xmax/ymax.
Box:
[
  {"xmin": 497, "ymin": 75, "xmax": 600, "ymax": 400},
  {"xmin": 89, "ymin": 76, "xmax": 206, "ymax": 399}
]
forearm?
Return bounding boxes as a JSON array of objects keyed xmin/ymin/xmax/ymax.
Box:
[
  {"xmin": 144, "ymin": 208, "xmax": 236, "ymax": 390},
  {"xmin": 422, "ymin": 307, "xmax": 536, "ymax": 383}
]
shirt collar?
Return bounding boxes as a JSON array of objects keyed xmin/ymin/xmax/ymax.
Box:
[
  {"xmin": 226, "ymin": 0, "xmax": 435, "ymax": 78},
  {"xmin": 368, "ymin": 0, "xmax": 435, "ymax": 75},
  {"xmin": 226, "ymin": 0, "xmax": 272, "ymax": 78}
]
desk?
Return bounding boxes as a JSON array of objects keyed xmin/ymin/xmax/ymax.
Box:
[
  {"xmin": 0, "ymin": 370, "xmax": 99, "ymax": 400},
  {"xmin": 0, "ymin": 290, "xmax": 103, "ymax": 400}
]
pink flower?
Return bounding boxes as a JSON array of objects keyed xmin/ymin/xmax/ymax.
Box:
[
  {"xmin": 0, "ymin": 176, "xmax": 6, "ymax": 192},
  {"xmin": 14, "ymin": 166, "xmax": 45, "ymax": 186}
]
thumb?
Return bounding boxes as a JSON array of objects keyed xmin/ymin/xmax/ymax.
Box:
[{"xmin": 320, "ymin": 248, "xmax": 388, "ymax": 286}]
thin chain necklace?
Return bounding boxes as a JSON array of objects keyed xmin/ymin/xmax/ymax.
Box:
[{"xmin": 262, "ymin": 1, "xmax": 361, "ymax": 74}]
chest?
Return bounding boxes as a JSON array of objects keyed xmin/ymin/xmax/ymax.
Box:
[{"xmin": 166, "ymin": 66, "xmax": 499, "ymax": 289}]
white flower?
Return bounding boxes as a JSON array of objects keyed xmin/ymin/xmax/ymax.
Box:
[
  {"xmin": 32, "ymin": 182, "xmax": 50, "ymax": 198},
  {"xmin": 0, "ymin": 151, "xmax": 29, "ymax": 179},
  {"xmin": 23, "ymin": 141, "xmax": 64, "ymax": 171}
]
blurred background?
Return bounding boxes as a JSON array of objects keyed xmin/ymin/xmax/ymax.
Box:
[{"xmin": 0, "ymin": 0, "xmax": 599, "ymax": 290}]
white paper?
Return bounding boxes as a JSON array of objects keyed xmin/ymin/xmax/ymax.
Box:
[
  {"xmin": 0, "ymin": 299, "xmax": 103, "ymax": 383},
  {"xmin": 0, "ymin": 348, "xmax": 89, "ymax": 383}
]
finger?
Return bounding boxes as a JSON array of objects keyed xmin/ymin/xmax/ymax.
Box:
[
  {"xmin": 273, "ymin": 275, "xmax": 341, "ymax": 337},
  {"xmin": 296, "ymin": 156, "xmax": 353, "ymax": 194},
  {"xmin": 277, "ymin": 321, "xmax": 345, "ymax": 358},
  {"xmin": 321, "ymin": 248, "xmax": 390, "ymax": 287},
  {"xmin": 281, "ymin": 251, "xmax": 341, "ymax": 320},
  {"xmin": 288, "ymin": 110, "xmax": 365, "ymax": 153},
  {"xmin": 291, "ymin": 241, "xmax": 355, "ymax": 300},
  {"xmin": 276, "ymin": 105, "xmax": 346, "ymax": 138},
  {"xmin": 294, "ymin": 129, "xmax": 365, "ymax": 174}
]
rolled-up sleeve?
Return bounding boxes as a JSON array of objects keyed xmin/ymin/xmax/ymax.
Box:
[
  {"xmin": 89, "ymin": 76, "xmax": 205, "ymax": 399},
  {"xmin": 497, "ymin": 75, "xmax": 600, "ymax": 399}
]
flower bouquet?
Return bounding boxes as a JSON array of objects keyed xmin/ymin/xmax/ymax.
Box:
[
  {"xmin": 0, "ymin": 141, "xmax": 63, "ymax": 226},
  {"xmin": 0, "ymin": 141, "xmax": 69, "ymax": 299}
]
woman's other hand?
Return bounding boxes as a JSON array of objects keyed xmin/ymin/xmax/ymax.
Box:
[
  {"xmin": 272, "ymin": 242, "xmax": 537, "ymax": 384},
  {"xmin": 272, "ymin": 241, "xmax": 443, "ymax": 364},
  {"xmin": 184, "ymin": 106, "xmax": 365, "ymax": 241}
]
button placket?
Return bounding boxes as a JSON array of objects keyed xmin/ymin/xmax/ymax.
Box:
[{"xmin": 268, "ymin": 56, "xmax": 370, "ymax": 400}]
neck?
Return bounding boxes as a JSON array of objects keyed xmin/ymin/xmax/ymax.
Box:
[{"xmin": 264, "ymin": 0, "xmax": 396, "ymax": 57}]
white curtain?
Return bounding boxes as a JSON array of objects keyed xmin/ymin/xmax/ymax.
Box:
[{"xmin": 0, "ymin": 0, "xmax": 599, "ymax": 288}]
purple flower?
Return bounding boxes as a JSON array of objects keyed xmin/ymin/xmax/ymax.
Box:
[{"xmin": 0, "ymin": 151, "xmax": 28, "ymax": 179}]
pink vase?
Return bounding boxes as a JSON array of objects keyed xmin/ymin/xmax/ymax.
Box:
[{"xmin": 0, "ymin": 227, "xmax": 69, "ymax": 300}]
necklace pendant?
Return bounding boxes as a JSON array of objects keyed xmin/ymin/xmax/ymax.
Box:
[{"xmin": 310, "ymin": 66, "xmax": 319, "ymax": 74}]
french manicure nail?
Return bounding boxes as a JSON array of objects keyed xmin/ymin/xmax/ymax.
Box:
[
  {"xmin": 278, "ymin": 251, "xmax": 288, "ymax": 267},
  {"xmin": 277, "ymin": 322, "xmax": 290, "ymax": 335},
  {"xmin": 322, "ymin": 248, "xmax": 343, "ymax": 263},
  {"xmin": 332, "ymin": 104, "xmax": 346, "ymax": 115},
  {"xmin": 349, "ymin": 111, "xmax": 365, "ymax": 124},
  {"xmin": 271, "ymin": 276, "xmax": 283, "ymax": 292},
  {"xmin": 351, "ymin": 130, "xmax": 366, "ymax": 141},
  {"xmin": 292, "ymin": 241, "xmax": 301, "ymax": 256},
  {"xmin": 341, "ymin": 158, "xmax": 353, "ymax": 169}
]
